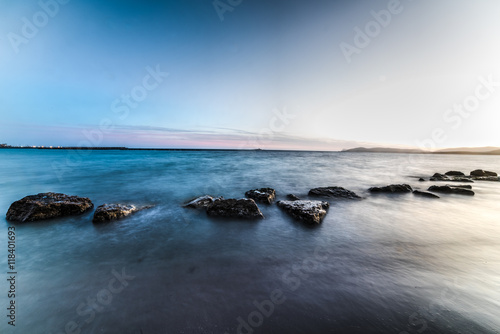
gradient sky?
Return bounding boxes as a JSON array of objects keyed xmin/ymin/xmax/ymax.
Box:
[{"xmin": 1, "ymin": 0, "xmax": 500, "ymax": 150}]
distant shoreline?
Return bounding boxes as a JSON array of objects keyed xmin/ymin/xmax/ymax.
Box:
[{"xmin": 1, "ymin": 146, "xmax": 500, "ymax": 155}]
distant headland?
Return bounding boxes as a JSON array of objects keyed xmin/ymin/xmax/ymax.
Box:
[{"xmin": 342, "ymin": 147, "xmax": 500, "ymax": 155}]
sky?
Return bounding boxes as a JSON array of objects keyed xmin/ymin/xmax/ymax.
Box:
[{"xmin": 1, "ymin": 0, "xmax": 500, "ymax": 150}]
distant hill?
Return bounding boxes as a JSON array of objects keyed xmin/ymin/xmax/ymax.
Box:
[{"xmin": 343, "ymin": 147, "xmax": 500, "ymax": 155}]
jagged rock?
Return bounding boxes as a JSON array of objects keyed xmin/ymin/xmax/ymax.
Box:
[
  {"xmin": 6, "ymin": 192, "xmax": 93, "ymax": 222},
  {"xmin": 277, "ymin": 200, "xmax": 329, "ymax": 225},
  {"xmin": 308, "ymin": 186, "xmax": 361, "ymax": 199},
  {"xmin": 470, "ymin": 169, "xmax": 497, "ymax": 177},
  {"xmin": 428, "ymin": 186, "xmax": 474, "ymax": 196},
  {"xmin": 286, "ymin": 194, "xmax": 300, "ymax": 201},
  {"xmin": 245, "ymin": 188, "xmax": 276, "ymax": 204},
  {"xmin": 93, "ymin": 204, "xmax": 152, "ymax": 223},
  {"xmin": 446, "ymin": 184, "xmax": 472, "ymax": 189},
  {"xmin": 183, "ymin": 195, "xmax": 222, "ymax": 209},
  {"xmin": 413, "ymin": 190, "xmax": 440, "ymax": 199},
  {"xmin": 445, "ymin": 171, "xmax": 465, "ymax": 176},
  {"xmin": 369, "ymin": 184, "xmax": 413, "ymax": 193},
  {"xmin": 206, "ymin": 198, "xmax": 264, "ymax": 219}
]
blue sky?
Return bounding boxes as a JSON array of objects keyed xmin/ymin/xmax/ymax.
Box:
[{"xmin": 1, "ymin": 0, "xmax": 500, "ymax": 150}]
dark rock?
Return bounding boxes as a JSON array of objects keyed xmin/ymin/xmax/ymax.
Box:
[
  {"xmin": 93, "ymin": 204, "xmax": 152, "ymax": 223},
  {"xmin": 245, "ymin": 188, "xmax": 276, "ymax": 204},
  {"xmin": 369, "ymin": 184, "xmax": 413, "ymax": 193},
  {"xmin": 206, "ymin": 198, "xmax": 264, "ymax": 219},
  {"xmin": 446, "ymin": 184, "xmax": 472, "ymax": 189},
  {"xmin": 471, "ymin": 176, "xmax": 499, "ymax": 182},
  {"xmin": 470, "ymin": 169, "xmax": 497, "ymax": 177},
  {"xmin": 428, "ymin": 186, "xmax": 474, "ymax": 196},
  {"xmin": 286, "ymin": 194, "xmax": 300, "ymax": 201},
  {"xmin": 277, "ymin": 200, "xmax": 329, "ymax": 225},
  {"xmin": 419, "ymin": 178, "xmax": 426, "ymax": 182},
  {"xmin": 308, "ymin": 186, "xmax": 361, "ymax": 199},
  {"xmin": 445, "ymin": 171, "xmax": 465, "ymax": 176},
  {"xmin": 447, "ymin": 178, "xmax": 474, "ymax": 183},
  {"xmin": 430, "ymin": 173, "xmax": 449, "ymax": 181},
  {"xmin": 183, "ymin": 195, "xmax": 222, "ymax": 209},
  {"xmin": 6, "ymin": 192, "xmax": 93, "ymax": 222},
  {"xmin": 413, "ymin": 190, "xmax": 440, "ymax": 199}
]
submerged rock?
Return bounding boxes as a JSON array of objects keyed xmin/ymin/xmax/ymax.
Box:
[
  {"xmin": 245, "ymin": 188, "xmax": 276, "ymax": 204},
  {"xmin": 92, "ymin": 204, "xmax": 152, "ymax": 223},
  {"xmin": 277, "ymin": 200, "xmax": 329, "ymax": 225},
  {"xmin": 183, "ymin": 195, "xmax": 222, "ymax": 209},
  {"xmin": 471, "ymin": 176, "xmax": 499, "ymax": 182},
  {"xmin": 445, "ymin": 171, "xmax": 465, "ymax": 177},
  {"xmin": 428, "ymin": 186, "xmax": 474, "ymax": 196},
  {"xmin": 6, "ymin": 192, "xmax": 93, "ymax": 222},
  {"xmin": 286, "ymin": 194, "xmax": 301, "ymax": 201},
  {"xmin": 308, "ymin": 186, "xmax": 361, "ymax": 199},
  {"xmin": 413, "ymin": 190, "xmax": 440, "ymax": 199},
  {"xmin": 446, "ymin": 184, "xmax": 472, "ymax": 189},
  {"xmin": 206, "ymin": 198, "xmax": 264, "ymax": 219},
  {"xmin": 470, "ymin": 169, "xmax": 497, "ymax": 177},
  {"xmin": 369, "ymin": 184, "xmax": 413, "ymax": 193}
]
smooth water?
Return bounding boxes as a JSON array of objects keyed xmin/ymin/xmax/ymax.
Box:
[{"xmin": 0, "ymin": 149, "xmax": 499, "ymax": 334}]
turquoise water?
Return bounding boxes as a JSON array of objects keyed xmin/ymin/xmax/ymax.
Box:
[{"xmin": 0, "ymin": 149, "xmax": 499, "ymax": 334}]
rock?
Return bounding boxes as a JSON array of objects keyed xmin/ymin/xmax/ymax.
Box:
[
  {"xmin": 245, "ymin": 188, "xmax": 276, "ymax": 204},
  {"xmin": 413, "ymin": 190, "xmax": 440, "ymax": 199},
  {"xmin": 471, "ymin": 176, "xmax": 499, "ymax": 182},
  {"xmin": 430, "ymin": 173, "xmax": 449, "ymax": 181},
  {"xmin": 286, "ymin": 194, "xmax": 300, "ymax": 201},
  {"xmin": 277, "ymin": 200, "xmax": 329, "ymax": 225},
  {"xmin": 93, "ymin": 204, "xmax": 152, "ymax": 223},
  {"xmin": 368, "ymin": 184, "xmax": 413, "ymax": 193},
  {"xmin": 6, "ymin": 192, "xmax": 93, "ymax": 222},
  {"xmin": 418, "ymin": 178, "xmax": 426, "ymax": 182},
  {"xmin": 308, "ymin": 186, "xmax": 361, "ymax": 199},
  {"xmin": 446, "ymin": 184, "xmax": 472, "ymax": 189},
  {"xmin": 206, "ymin": 198, "xmax": 264, "ymax": 219},
  {"xmin": 445, "ymin": 171, "xmax": 465, "ymax": 176},
  {"xmin": 447, "ymin": 178, "xmax": 474, "ymax": 183},
  {"xmin": 428, "ymin": 186, "xmax": 474, "ymax": 196},
  {"xmin": 183, "ymin": 195, "xmax": 222, "ymax": 209},
  {"xmin": 470, "ymin": 169, "xmax": 497, "ymax": 177}
]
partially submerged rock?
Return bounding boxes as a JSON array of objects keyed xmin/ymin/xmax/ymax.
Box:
[
  {"xmin": 277, "ymin": 200, "xmax": 329, "ymax": 225},
  {"xmin": 446, "ymin": 184, "xmax": 472, "ymax": 189},
  {"xmin": 206, "ymin": 198, "xmax": 264, "ymax": 219},
  {"xmin": 445, "ymin": 171, "xmax": 465, "ymax": 176},
  {"xmin": 418, "ymin": 178, "xmax": 426, "ymax": 182},
  {"xmin": 471, "ymin": 176, "xmax": 499, "ymax": 182},
  {"xmin": 413, "ymin": 190, "xmax": 440, "ymax": 199},
  {"xmin": 430, "ymin": 173, "xmax": 449, "ymax": 181},
  {"xmin": 308, "ymin": 186, "xmax": 361, "ymax": 199},
  {"xmin": 428, "ymin": 186, "xmax": 474, "ymax": 196},
  {"xmin": 183, "ymin": 195, "xmax": 222, "ymax": 209},
  {"xmin": 470, "ymin": 169, "xmax": 497, "ymax": 177},
  {"xmin": 6, "ymin": 192, "xmax": 93, "ymax": 222},
  {"xmin": 245, "ymin": 188, "xmax": 276, "ymax": 204},
  {"xmin": 369, "ymin": 184, "xmax": 413, "ymax": 193},
  {"xmin": 286, "ymin": 194, "xmax": 301, "ymax": 201},
  {"xmin": 92, "ymin": 204, "xmax": 152, "ymax": 223}
]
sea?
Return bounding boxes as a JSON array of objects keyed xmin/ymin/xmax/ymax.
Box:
[{"xmin": 0, "ymin": 149, "xmax": 499, "ymax": 334}]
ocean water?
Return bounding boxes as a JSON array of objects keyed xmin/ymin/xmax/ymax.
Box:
[{"xmin": 0, "ymin": 149, "xmax": 499, "ymax": 334}]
